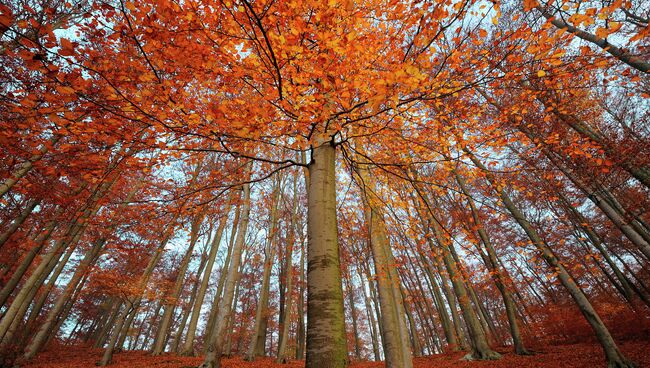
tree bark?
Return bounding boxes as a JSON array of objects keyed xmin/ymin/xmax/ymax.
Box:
[
  {"xmin": 24, "ymin": 235, "xmax": 106, "ymax": 359},
  {"xmin": 358, "ymin": 169, "xmax": 413, "ymax": 367},
  {"xmin": 151, "ymin": 209, "xmax": 206, "ymax": 355},
  {"xmin": 454, "ymin": 170, "xmax": 530, "ymax": 354},
  {"xmin": 0, "ymin": 198, "xmax": 40, "ymax": 250},
  {"xmin": 0, "ymin": 215, "xmax": 57, "ymax": 308},
  {"xmin": 200, "ymin": 180, "xmax": 251, "ymax": 368},
  {"xmin": 277, "ymin": 170, "xmax": 299, "ymax": 363},
  {"xmin": 0, "ymin": 135, "xmax": 61, "ymax": 199},
  {"xmin": 466, "ymin": 148, "xmax": 635, "ymax": 368},
  {"xmin": 246, "ymin": 176, "xmax": 282, "ymax": 361},
  {"xmin": 305, "ymin": 138, "xmax": 347, "ymax": 368},
  {"xmin": 180, "ymin": 196, "xmax": 234, "ymax": 356},
  {"xmin": 414, "ymin": 185, "xmax": 500, "ymax": 361}
]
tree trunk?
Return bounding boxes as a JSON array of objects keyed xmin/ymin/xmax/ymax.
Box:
[
  {"xmin": 151, "ymin": 209, "xmax": 206, "ymax": 355},
  {"xmin": 0, "ymin": 214, "xmax": 89, "ymax": 342},
  {"xmin": 277, "ymin": 171, "xmax": 299, "ymax": 363},
  {"xmin": 181, "ymin": 196, "xmax": 234, "ymax": 355},
  {"xmin": 305, "ymin": 138, "xmax": 347, "ymax": 368},
  {"xmin": 24, "ymin": 243, "xmax": 78, "ymax": 338},
  {"xmin": 427, "ymin": 242, "xmax": 468, "ymax": 350},
  {"xmin": 246, "ymin": 177, "xmax": 282, "ymax": 361},
  {"xmin": 0, "ymin": 198, "xmax": 40, "ymax": 250},
  {"xmin": 24, "ymin": 235, "xmax": 106, "ymax": 359},
  {"xmin": 400, "ymin": 284, "xmax": 422, "ymax": 356},
  {"xmin": 359, "ymin": 175, "xmax": 413, "ymax": 367},
  {"xmin": 171, "ymin": 249, "xmax": 209, "ymax": 353},
  {"xmin": 455, "ymin": 171, "xmax": 530, "ymax": 354},
  {"xmin": 419, "ymin": 254, "xmax": 457, "ymax": 350},
  {"xmin": 345, "ymin": 274, "xmax": 362, "ymax": 361},
  {"xmin": 414, "ymin": 186, "xmax": 500, "ymax": 361},
  {"xmin": 0, "ymin": 215, "xmax": 57, "ymax": 308},
  {"xmin": 0, "ymin": 135, "xmax": 61, "ymax": 199},
  {"xmin": 295, "ymin": 238, "xmax": 306, "ymax": 360},
  {"xmin": 358, "ymin": 268, "xmax": 381, "ymax": 361},
  {"xmin": 466, "ymin": 148, "xmax": 635, "ymax": 368},
  {"xmin": 99, "ymin": 303, "xmax": 133, "ymax": 365},
  {"xmin": 201, "ymin": 180, "xmax": 251, "ymax": 368},
  {"xmin": 204, "ymin": 201, "xmax": 239, "ymax": 352}
]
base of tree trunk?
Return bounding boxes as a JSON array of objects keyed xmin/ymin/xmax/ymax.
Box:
[
  {"xmin": 515, "ymin": 347, "xmax": 534, "ymax": 355},
  {"xmin": 607, "ymin": 358, "xmax": 636, "ymax": 368},
  {"xmin": 463, "ymin": 350, "xmax": 502, "ymax": 361},
  {"xmin": 197, "ymin": 361, "xmax": 220, "ymax": 368},
  {"xmin": 449, "ymin": 344, "xmax": 464, "ymax": 352}
]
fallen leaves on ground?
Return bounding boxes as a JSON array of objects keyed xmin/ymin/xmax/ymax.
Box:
[{"xmin": 22, "ymin": 340, "xmax": 650, "ymax": 368}]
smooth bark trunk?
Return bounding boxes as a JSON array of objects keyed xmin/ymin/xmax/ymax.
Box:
[
  {"xmin": 200, "ymin": 181, "xmax": 251, "ymax": 368},
  {"xmin": 305, "ymin": 139, "xmax": 347, "ymax": 368}
]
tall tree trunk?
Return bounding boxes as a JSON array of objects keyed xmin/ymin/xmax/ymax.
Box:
[
  {"xmin": 440, "ymin": 240, "xmax": 499, "ymax": 360},
  {"xmin": 24, "ymin": 242, "xmax": 78, "ymax": 337},
  {"xmin": 24, "ymin": 235, "xmax": 106, "ymax": 359},
  {"xmin": 96, "ymin": 303, "xmax": 125, "ymax": 349},
  {"xmin": 0, "ymin": 209, "xmax": 92, "ymax": 341},
  {"xmin": 140, "ymin": 301, "xmax": 163, "ymax": 350},
  {"xmin": 295, "ymin": 238, "xmax": 306, "ymax": 360},
  {"xmin": 0, "ymin": 167, "xmax": 120, "ymax": 348},
  {"xmin": 345, "ymin": 274, "xmax": 362, "ymax": 361},
  {"xmin": 427, "ymin": 240, "xmax": 468, "ymax": 351},
  {"xmin": 305, "ymin": 138, "xmax": 347, "ymax": 368},
  {"xmin": 414, "ymin": 186, "xmax": 500, "ymax": 361},
  {"xmin": 418, "ymin": 254, "xmax": 457, "ymax": 350},
  {"xmin": 204, "ymin": 201, "xmax": 240, "ymax": 350},
  {"xmin": 403, "ymin": 260, "xmax": 438, "ymax": 355},
  {"xmin": 171, "ymin": 249, "xmax": 209, "ymax": 354},
  {"xmin": 151, "ymin": 209, "xmax": 206, "ymax": 355},
  {"xmin": 201, "ymin": 180, "xmax": 251, "ymax": 368},
  {"xmin": 224, "ymin": 279, "xmax": 241, "ymax": 358},
  {"xmin": 466, "ymin": 148, "xmax": 635, "ymax": 368},
  {"xmin": 277, "ymin": 170, "xmax": 299, "ymax": 363},
  {"xmin": 454, "ymin": 170, "xmax": 529, "ymax": 353},
  {"xmin": 0, "ymin": 135, "xmax": 61, "ymax": 199},
  {"xmin": 0, "ymin": 215, "xmax": 57, "ymax": 308},
  {"xmin": 99, "ymin": 302, "xmax": 135, "ymax": 365},
  {"xmin": 358, "ymin": 268, "xmax": 381, "ymax": 361},
  {"xmin": 358, "ymin": 169, "xmax": 413, "ymax": 367},
  {"xmin": 246, "ymin": 177, "xmax": 282, "ymax": 361},
  {"xmin": 181, "ymin": 196, "xmax": 234, "ymax": 356},
  {"xmin": 446, "ymin": 240, "xmax": 497, "ymax": 343},
  {"xmin": 399, "ymin": 284, "xmax": 422, "ymax": 356},
  {"xmin": 117, "ymin": 306, "xmax": 138, "ymax": 350},
  {"xmin": 0, "ymin": 198, "xmax": 40, "ymax": 250}
]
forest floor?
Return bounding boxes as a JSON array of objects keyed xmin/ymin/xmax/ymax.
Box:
[{"xmin": 21, "ymin": 340, "xmax": 650, "ymax": 368}]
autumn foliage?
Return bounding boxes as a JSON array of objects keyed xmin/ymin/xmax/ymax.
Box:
[{"xmin": 0, "ymin": 0, "xmax": 649, "ymax": 367}]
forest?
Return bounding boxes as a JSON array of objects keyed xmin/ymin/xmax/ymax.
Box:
[{"xmin": 0, "ymin": 0, "xmax": 649, "ymax": 367}]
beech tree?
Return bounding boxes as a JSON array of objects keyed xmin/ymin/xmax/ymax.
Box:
[{"xmin": 0, "ymin": 0, "xmax": 648, "ymax": 367}]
